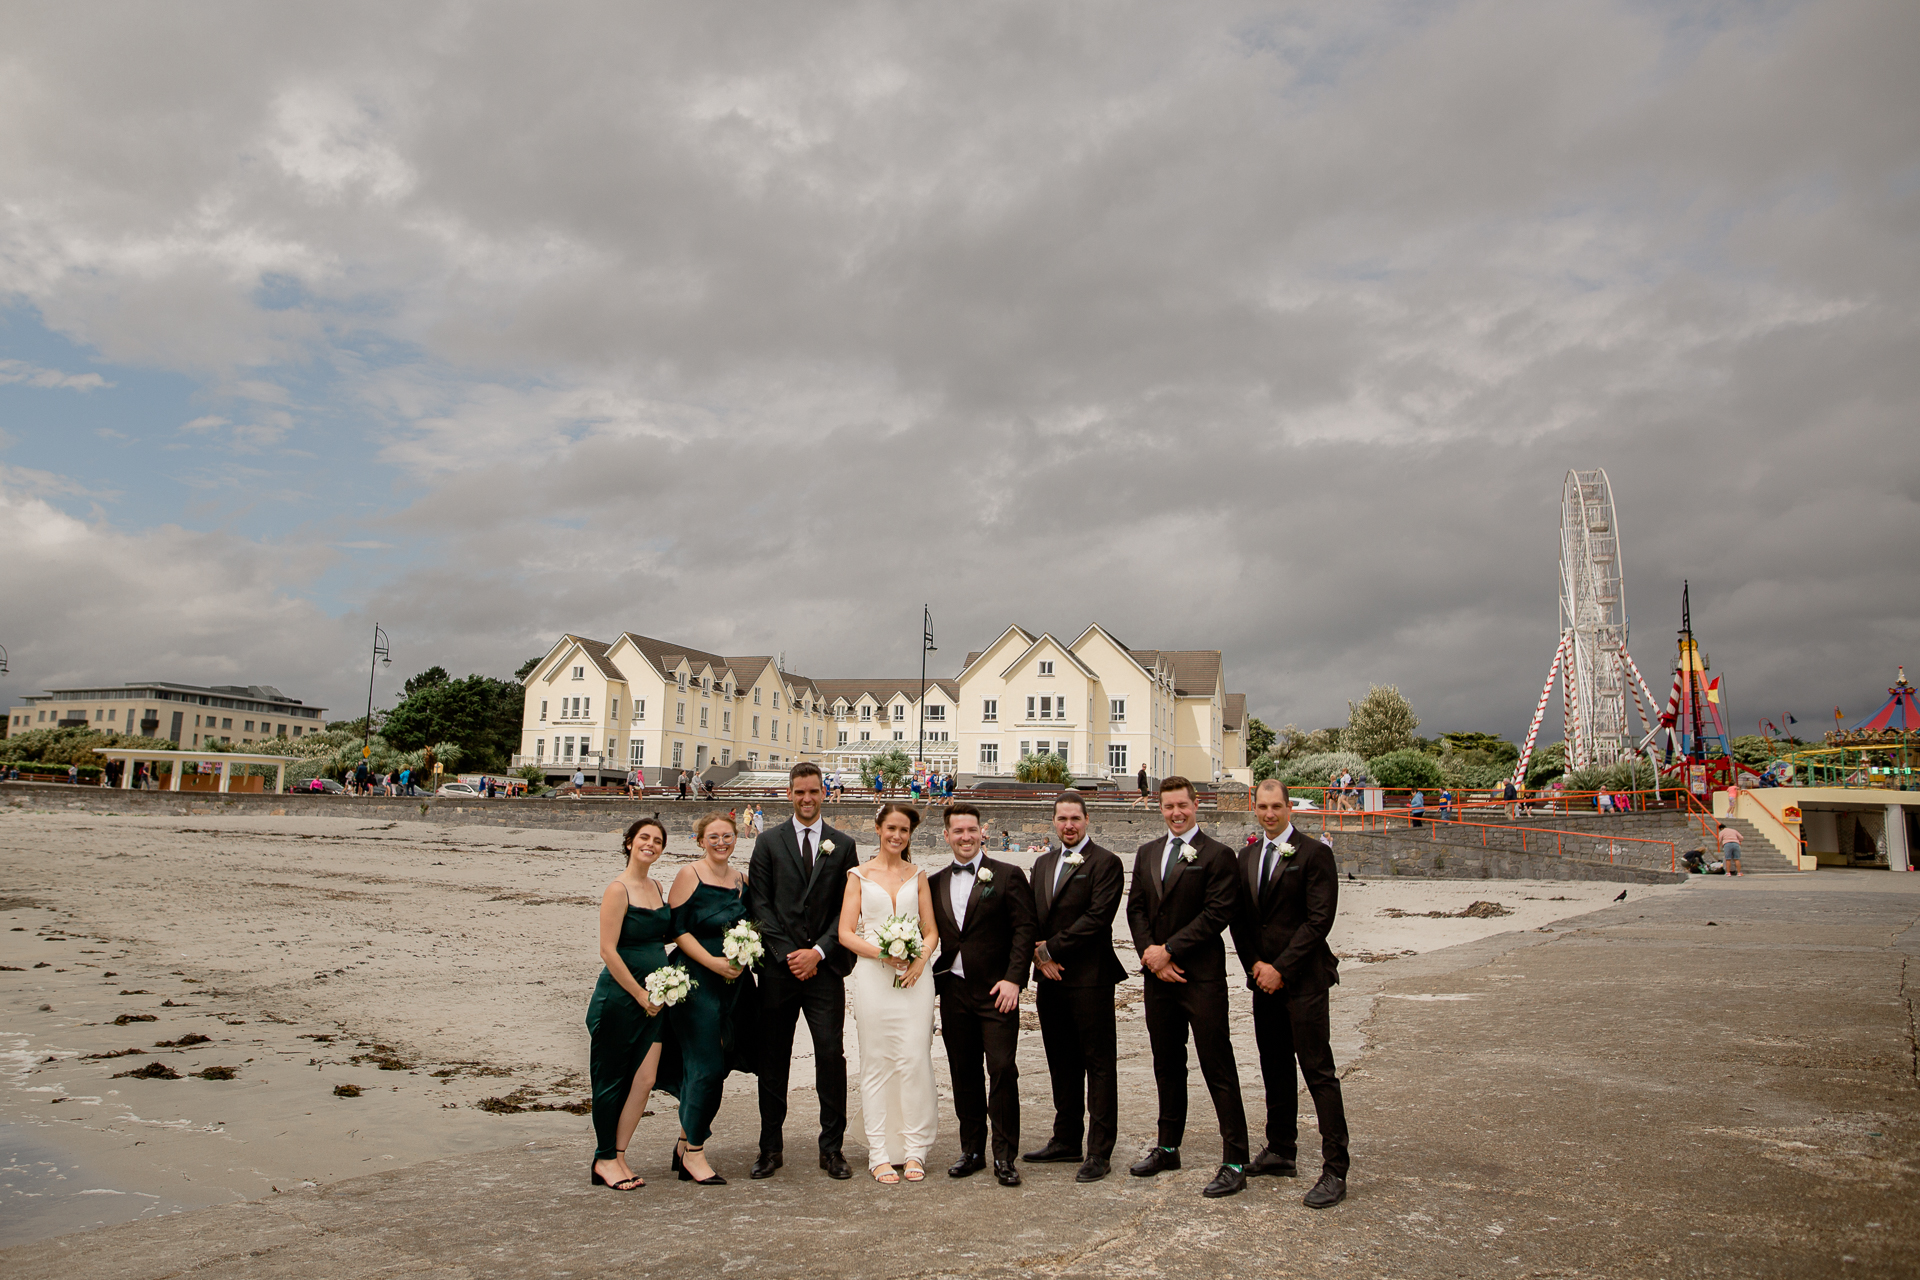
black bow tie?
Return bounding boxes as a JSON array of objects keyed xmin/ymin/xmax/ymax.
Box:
[{"xmin": 952, "ymin": 862, "xmax": 979, "ymax": 876}]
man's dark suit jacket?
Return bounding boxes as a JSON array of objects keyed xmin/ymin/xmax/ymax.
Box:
[
  {"xmin": 1126, "ymin": 828, "xmax": 1239, "ymax": 984},
  {"xmin": 1031, "ymin": 842, "xmax": 1128, "ymax": 988},
  {"xmin": 929, "ymin": 857, "xmax": 1035, "ymax": 998},
  {"xmin": 746, "ymin": 819, "xmax": 860, "ymax": 1002},
  {"xmin": 1230, "ymin": 827, "xmax": 1341, "ymax": 991}
]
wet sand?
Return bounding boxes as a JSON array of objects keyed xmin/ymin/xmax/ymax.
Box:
[{"xmin": 0, "ymin": 807, "xmax": 1686, "ymax": 1245}]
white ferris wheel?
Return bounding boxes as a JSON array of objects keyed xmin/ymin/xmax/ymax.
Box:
[{"xmin": 1511, "ymin": 469, "xmax": 1661, "ymax": 784}]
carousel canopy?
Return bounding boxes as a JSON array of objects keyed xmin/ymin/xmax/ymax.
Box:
[{"xmin": 1855, "ymin": 669, "xmax": 1918, "ymax": 732}]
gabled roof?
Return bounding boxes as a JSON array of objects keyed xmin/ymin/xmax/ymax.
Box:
[
  {"xmin": 613, "ymin": 632, "xmax": 734, "ymax": 683},
  {"xmin": 811, "ymin": 679, "xmax": 957, "ymax": 708},
  {"xmin": 1070, "ymin": 623, "xmax": 1159, "ymax": 682},
  {"xmin": 1156, "ymin": 651, "xmax": 1224, "ymax": 698},
  {"xmin": 1223, "ymin": 693, "xmax": 1246, "ymax": 731},
  {"xmin": 529, "ymin": 634, "xmax": 628, "ymax": 685},
  {"xmin": 998, "ymin": 633, "xmax": 1100, "ymax": 681},
  {"xmin": 954, "ymin": 625, "xmax": 1035, "ymax": 681}
]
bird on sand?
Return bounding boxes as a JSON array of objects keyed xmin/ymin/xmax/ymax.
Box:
[
  {"xmin": 1347, "ymin": 872, "xmax": 1358, "ymax": 882},
  {"xmin": 1613, "ymin": 890, "xmax": 1628, "ymax": 901}
]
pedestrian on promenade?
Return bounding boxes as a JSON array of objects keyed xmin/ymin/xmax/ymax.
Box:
[
  {"xmin": 1717, "ymin": 823, "xmax": 1744, "ymax": 876},
  {"xmin": 1129, "ymin": 765, "xmax": 1151, "ymax": 809},
  {"xmin": 1503, "ymin": 779, "xmax": 1518, "ymax": 818},
  {"xmin": 1410, "ymin": 790, "xmax": 1425, "ymax": 828}
]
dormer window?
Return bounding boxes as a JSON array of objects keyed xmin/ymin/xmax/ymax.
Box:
[
  {"xmin": 892, "ymin": 704, "xmax": 904, "ymax": 722},
  {"xmin": 860, "ymin": 705, "xmax": 872, "ymax": 722},
  {"xmin": 1039, "ymin": 660, "xmax": 1054, "ymax": 676},
  {"xmin": 678, "ymin": 674, "xmax": 687, "ymax": 691}
]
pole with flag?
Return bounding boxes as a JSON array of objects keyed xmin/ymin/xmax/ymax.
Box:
[{"xmin": 918, "ymin": 605, "xmax": 935, "ymax": 766}]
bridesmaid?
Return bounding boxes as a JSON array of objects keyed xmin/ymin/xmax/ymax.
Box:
[
  {"xmin": 664, "ymin": 811, "xmax": 757, "ymax": 1185},
  {"xmin": 586, "ymin": 817, "xmax": 673, "ymax": 1190}
]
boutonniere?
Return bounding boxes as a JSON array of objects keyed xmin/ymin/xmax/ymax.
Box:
[
  {"xmin": 821, "ymin": 839, "xmax": 836, "ymax": 854},
  {"xmin": 1179, "ymin": 845, "xmax": 1198, "ymax": 864},
  {"xmin": 1279, "ymin": 842, "xmax": 1298, "ymax": 860},
  {"xmin": 976, "ymin": 866, "xmax": 994, "ymax": 884},
  {"xmin": 1063, "ymin": 850, "xmax": 1084, "ymax": 867}
]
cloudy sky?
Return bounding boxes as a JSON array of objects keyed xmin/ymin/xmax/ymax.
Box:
[{"xmin": 2, "ymin": 1, "xmax": 1915, "ymax": 744}]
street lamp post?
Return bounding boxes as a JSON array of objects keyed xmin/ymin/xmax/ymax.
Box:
[
  {"xmin": 918, "ymin": 605, "xmax": 935, "ymax": 766},
  {"xmin": 363, "ymin": 625, "xmax": 391, "ymax": 763}
]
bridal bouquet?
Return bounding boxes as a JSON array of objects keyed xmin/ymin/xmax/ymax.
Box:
[
  {"xmin": 873, "ymin": 912, "xmax": 924, "ymax": 988},
  {"xmin": 721, "ymin": 920, "xmax": 765, "ymax": 977},
  {"xmin": 643, "ymin": 964, "xmax": 694, "ymax": 1009}
]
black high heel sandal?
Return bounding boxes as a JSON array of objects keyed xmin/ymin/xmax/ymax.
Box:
[
  {"xmin": 673, "ymin": 1137, "xmax": 689, "ymax": 1180},
  {"xmin": 591, "ymin": 1151, "xmax": 643, "ymax": 1190},
  {"xmin": 683, "ymin": 1144, "xmax": 727, "ymax": 1186}
]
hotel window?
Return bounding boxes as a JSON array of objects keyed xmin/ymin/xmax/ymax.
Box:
[
  {"xmin": 1109, "ymin": 698, "xmax": 1125, "ymax": 722},
  {"xmin": 749, "ymin": 751, "xmax": 759, "ymax": 766},
  {"xmin": 860, "ymin": 705, "xmax": 872, "ymax": 721},
  {"xmin": 244, "ymin": 720, "xmax": 254, "ymax": 732},
  {"xmin": 892, "ymin": 704, "xmax": 904, "ymax": 722},
  {"xmin": 1108, "ymin": 742, "xmax": 1129, "ymax": 770},
  {"xmin": 801, "ymin": 726, "xmax": 809, "ymax": 745},
  {"xmin": 107, "ymin": 709, "xmax": 116, "ymax": 721},
  {"xmin": 771, "ymin": 719, "xmax": 779, "ymax": 741},
  {"xmin": 672, "ymin": 741, "xmax": 684, "ymax": 767},
  {"xmin": 722, "ymin": 711, "xmax": 731, "ymax": 732},
  {"xmin": 1039, "ymin": 697, "xmax": 1053, "ymax": 720},
  {"xmin": 1034, "ymin": 740, "xmax": 1051, "ymax": 756},
  {"xmin": 695, "ymin": 745, "xmax": 708, "ymax": 769},
  {"xmin": 720, "ymin": 749, "xmax": 731, "ymax": 766},
  {"xmin": 540, "ymin": 700, "xmax": 548, "ymax": 722},
  {"xmin": 630, "ymin": 740, "xmax": 643, "ymax": 765},
  {"xmin": 925, "ymin": 705, "xmax": 945, "ymax": 722},
  {"xmin": 838, "ymin": 730, "xmax": 848, "ymax": 746},
  {"xmin": 1039, "ymin": 660, "xmax": 1054, "ymax": 676},
  {"xmin": 981, "ymin": 699, "xmax": 997, "ymax": 722},
  {"xmin": 979, "ymin": 742, "xmax": 999, "ymax": 768},
  {"xmin": 1058, "ymin": 740, "xmax": 1069, "ymax": 764},
  {"xmin": 773, "ymin": 692, "xmax": 781, "ymax": 709},
  {"xmin": 573, "ymin": 666, "xmax": 584, "ymax": 679},
  {"xmin": 611, "ymin": 698, "xmax": 619, "ymax": 719},
  {"xmin": 563, "ymin": 737, "xmax": 575, "ymax": 760},
  {"xmin": 699, "ymin": 707, "xmax": 709, "ymax": 729},
  {"xmin": 893, "ymin": 730, "xmax": 904, "ymax": 740},
  {"xmin": 676, "ymin": 702, "xmax": 686, "ymax": 725},
  {"xmin": 678, "ymin": 674, "xmax": 687, "ymax": 691},
  {"xmin": 536, "ymin": 739, "xmax": 545, "ymax": 760},
  {"xmin": 752, "ymin": 715, "xmax": 761, "ymax": 738},
  {"xmin": 859, "ymin": 731, "xmax": 870, "ymax": 742},
  {"xmin": 634, "ymin": 699, "xmax": 645, "ymax": 721},
  {"xmin": 754, "ymin": 688, "xmax": 762, "ymax": 704},
  {"xmin": 1026, "ymin": 696, "xmax": 1036, "ymax": 719},
  {"xmin": 583, "ymin": 698, "xmax": 591, "ymax": 718},
  {"xmin": 1019, "ymin": 740, "xmax": 1031, "ymax": 757}
]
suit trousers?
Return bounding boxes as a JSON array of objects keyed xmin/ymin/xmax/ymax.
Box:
[
  {"xmin": 1036, "ymin": 980, "xmax": 1119, "ymax": 1160},
  {"xmin": 939, "ymin": 985, "xmax": 1020, "ymax": 1162},
  {"xmin": 1251, "ymin": 984, "xmax": 1349, "ymax": 1177},
  {"xmin": 757, "ymin": 972, "xmax": 848, "ymax": 1157},
  {"xmin": 1143, "ymin": 976, "xmax": 1249, "ymax": 1164}
]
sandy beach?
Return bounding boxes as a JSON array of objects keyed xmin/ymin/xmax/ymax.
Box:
[{"xmin": 0, "ymin": 806, "xmax": 1688, "ymax": 1246}]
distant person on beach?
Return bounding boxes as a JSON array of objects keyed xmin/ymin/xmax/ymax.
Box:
[{"xmin": 1717, "ymin": 823, "xmax": 1744, "ymax": 877}]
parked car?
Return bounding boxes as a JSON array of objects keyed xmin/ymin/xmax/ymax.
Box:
[
  {"xmin": 436, "ymin": 781, "xmax": 482, "ymax": 798},
  {"xmin": 299, "ymin": 778, "xmax": 345, "ymax": 794}
]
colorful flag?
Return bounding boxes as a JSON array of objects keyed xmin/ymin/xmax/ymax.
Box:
[
  {"xmin": 1706, "ymin": 677, "xmax": 1721, "ymax": 705},
  {"xmin": 1786, "ymin": 714, "xmax": 1797, "ymax": 725}
]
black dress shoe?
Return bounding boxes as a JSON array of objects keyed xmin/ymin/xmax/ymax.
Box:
[
  {"xmin": 1201, "ymin": 1165, "xmax": 1247, "ymax": 1198},
  {"xmin": 820, "ymin": 1150, "xmax": 853, "ymax": 1180},
  {"xmin": 1022, "ymin": 1140, "xmax": 1083, "ymax": 1163},
  {"xmin": 1247, "ymin": 1147, "xmax": 1298, "ymax": 1178},
  {"xmin": 947, "ymin": 1152, "xmax": 986, "ymax": 1178},
  {"xmin": 1128, "ymin": 1146, "xmax": 1180, "ymax": 1176},
  {"xmin": 1303, "ymin": 1172, "xmax": 1347, "ymax": 1208},
  {"xmin": 1075, "ymin": 1157, "xmax": 1110, "ymax": 1183},
  {"xmin": 750, "ymin": 1151, "xmax": 783, "ymax": 1180},
  {"xmin": 994, "ymin": 1159, "xmax": 1022, "ymax": 1187}
]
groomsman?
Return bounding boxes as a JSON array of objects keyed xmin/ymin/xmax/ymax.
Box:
[
  {"xmin": 1126, "ymin": 776, "xmax": 1250, "ymax": 1198},
  {"xmin": 1024, "ymin": 790, "xmax": 1128, "ymax": 1182},
  {"xmin": 1231, "ymin": 779, "xmax": 1350, "ymax": 1208},
  {"xmin": 746, "ymin": 762, "xmax": 860, "ymax": 1180},
  {"xmin": 930, "ymin": 803, "xmax": 1035, "ymax": 1187}
]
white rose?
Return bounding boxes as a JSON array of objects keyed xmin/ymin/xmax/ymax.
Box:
[
  {"xmin": 822, "ymin": 839, "xmax": 836, "ymax": 854},
  {"xmin": 887, "ymin": 940, "xmax": 906, "ymax": 957},
  {"xmin": 977, "ymin": 866, "xmax": 994, "ymax": 883},
  {"xmin": 1279, "ymin": 842, "xmax": 1297, "ymax": 858},
  {"xmin": 1064, "ymin": 851, "xmax": 1084, "ymax": 866}
]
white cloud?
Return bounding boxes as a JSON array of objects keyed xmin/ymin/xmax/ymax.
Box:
[{"xmin": 0, "ymin": 359, "xmax": 108, "ymax": 391}]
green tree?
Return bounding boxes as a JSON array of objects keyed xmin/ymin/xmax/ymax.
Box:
[
  {"xmin": 1345, "ymin": 685, "xmax": 1418, "ymax": 760},
  {"xmin": 514, "ymin": 656, "xmax": 542, "ymax": 680},
  {"xmin": 1368, "ymin": 748, "xmax": 1444, "ymax": 790},
  {"xmin": 381, "ymin": 671, "xmax": 525, "ymax": 771},
  {"xmin": 1440, "ymin": 731, "xmax": 1520, "ymax": 766},
  {"xmin": 1524, "ymin": 741, "xmax": 1567, "ymax": 788},
  {"xmin": 1244, "ymin": 716, "xmax": 1275, "ymax": 759},
  {"xmin": 870, "ymin": 747, "xmax": 913, "ymax": 791},
  {"xmin": 1729, "ymin": 735, "xmax": 1776, "ymax": 769},
  {"xmin": 1014, "ymin": 752, "xmax": 1072, "ymax": 784}
]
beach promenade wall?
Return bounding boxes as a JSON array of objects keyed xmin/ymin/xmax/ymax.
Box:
[{"xmin": 3, "ymin": 782, "xmax": 1684, "ymax": 882}]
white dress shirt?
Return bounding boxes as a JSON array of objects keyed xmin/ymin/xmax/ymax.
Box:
[
  {"xmin": 1053, "ymin": 836, "xmax": 1090, "ymax": 894},
  {"xmin": 1257, "ymin": 823, "xmax": 1298, "ymax": 886},
  {"xmin": 794, "ymin": 817, "xmax": 826, "ymax": 957},
  {"xmin": 1161, "ymin": 827, "xmax": 1199, "ymax": 880},
  {"xmin": 947, "ymin": 854, "xmax": 983, "ymax": 976}
]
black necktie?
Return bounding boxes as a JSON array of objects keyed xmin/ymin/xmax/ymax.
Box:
[
  {"xmin": 1166, "ymin": 837, "xmax": 1184, "ymax": 878},
  {"xmin": 1262, "ymin": 841, "xmax": 1278, "ymax": 886},
  {"xmin": 802, "ymin": 828, "xmax": 814, "ymax": 872}
]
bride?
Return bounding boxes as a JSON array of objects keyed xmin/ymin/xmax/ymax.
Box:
[{"xmin": 837, "ymin": 802, "xmax": 941, "ymax": 1183}]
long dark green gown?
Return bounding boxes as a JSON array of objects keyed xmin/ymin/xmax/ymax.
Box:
[
  {"xmin": 659, "ymin": 879, "xmax": 759, "ymax": 1145},
  {"xmin": 585, "ymin": 903, "xmax": 672, "ymax": 1160}
]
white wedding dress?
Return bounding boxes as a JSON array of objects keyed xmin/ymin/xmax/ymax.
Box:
[{"xmin": 848, "ymin": 866, "xmax": 938, "ymax": 1170}]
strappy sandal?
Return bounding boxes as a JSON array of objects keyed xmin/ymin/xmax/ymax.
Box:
[
  {"xmin": 871, "ymin": 1164, "xmax": 901, "ymax": 1184},
  {"xmin": 591, "ymin": 1151, "xmax": 643, "ymax": 1190},
  {"xmin": 682, "ymin": 1144, "xmax": 726, "ymax": 1186},
  {"xmin": 901, "ymin": 1158, "xmax": 925, "ymax": 1183}
]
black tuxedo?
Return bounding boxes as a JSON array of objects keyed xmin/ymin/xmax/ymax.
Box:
[
  {"xmin": 746, "ymin": 818, "xmax": 859, "ymax": 1157},
  {"xmin": 1231, "ymin": 827, "xmax": 1350, "ymax": 1177},
  {"xmin": 930, "ymin": 855, "xmax": 1034, "ymax": 1163},
  {"xmin": 1126, "ymin": 827, "xmax": 1249, "ymax": 1165},
  {"xmin": 1032, "ymin": 841, "xmax": 1127, "ymax": 1160}
]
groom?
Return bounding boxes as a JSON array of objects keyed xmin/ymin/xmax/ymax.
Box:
[
  {"xmin": 930, "ymin": 802, "xmax": 1034, "ymax": 1187},
  {"xmin": 746, "ymin": 762, "xmax": 860, "ymax": 1180},
  {"xmin": 1125, "ymin": 775, "xmax": 1250, "ymax": 1198}
]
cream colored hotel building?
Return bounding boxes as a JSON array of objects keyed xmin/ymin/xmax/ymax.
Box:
[{"xmin": 516, "ymin": 624, "xmax": 1246, "ymax": 787}]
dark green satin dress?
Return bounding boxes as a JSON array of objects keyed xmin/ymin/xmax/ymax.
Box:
[
  {"xmin": 585, "ymin": 902, "xmax": 671, "ymax": 1160},
  {"xmin": 660, "ymin": 879, "xmax": 759, "ymax": 1145}
]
